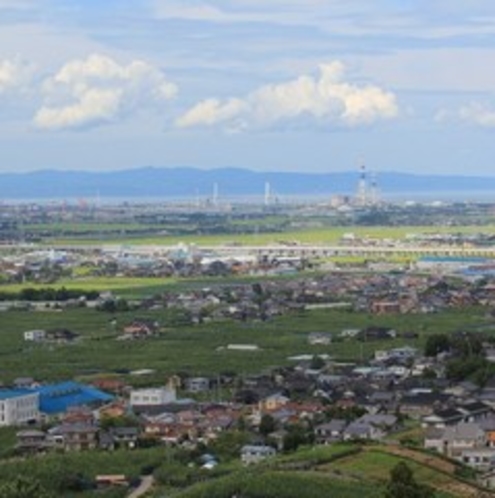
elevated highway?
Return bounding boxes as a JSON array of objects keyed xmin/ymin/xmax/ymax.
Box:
[{"xmin": 3, "ymin": 243, "xmax": 495, "ymax": 259}]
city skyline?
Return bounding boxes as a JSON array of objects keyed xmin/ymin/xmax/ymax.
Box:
[{"xmin": 1, "ymin": 1, "xmax": 495, "ymax": 175}]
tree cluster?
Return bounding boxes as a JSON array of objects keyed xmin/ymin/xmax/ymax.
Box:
[
  {"xmin": 0, "ymin": 287, "xmax": 99, "ymax": 302},
  {"xmin": 385, "ymin": 462, "xmax": 435, "ymax": 498}
]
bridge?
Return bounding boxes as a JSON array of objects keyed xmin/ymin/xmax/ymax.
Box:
[{"xmin": 3, "ymin": 243, "xmax": 495, "ymax": 259}]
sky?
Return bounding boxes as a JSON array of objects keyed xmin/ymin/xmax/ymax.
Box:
[{"xmin": 1, "ymin": 0, "xmax": 495, "ymax": 175}]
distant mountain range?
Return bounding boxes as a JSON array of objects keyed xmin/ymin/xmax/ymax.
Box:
[{"xmin": 0, "ymin": 167, "xmax": 495, "ymax": 200}]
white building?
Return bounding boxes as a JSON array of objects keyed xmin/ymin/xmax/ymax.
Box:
[
  {"xmin": 241, "ymin": 445, "xmax": 276, "ymax": 465},
  {"xmin": 0, "ymin": 391, "xmax": 40, "ymax": 426},
  {"xmin": 23, "ymin": 330, "xmax": 46, "ymax": 342},
  {"xmin": 129, "ymin": 387, "xmax": 176, "ymax": 406}
]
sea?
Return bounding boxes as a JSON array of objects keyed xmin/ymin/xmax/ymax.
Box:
[{"xmin": 2, "ymin": 189, "xmax": 495, "ymax": 206}]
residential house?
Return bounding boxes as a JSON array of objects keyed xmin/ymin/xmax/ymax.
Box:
[
  {"xmin": 360, "ymin": 327, "xmax": 397, "ymax": 341},
  {"xmin": 50, "ymin": 422, "xmax": 98, "ymax": 451},
  {"xmin": 423, "ymin": 402, "xmax": 493, "ymax": 429},
  {"xmin": 23, "ymin": 330, "xmax": 46, "ymax": 342},
  {"xmin": 480, "ymin": 415, "xmax": 495, "ymax": 447},
  {"xmin": 45, "ymin": 328, "xmax": 80, "ymax": 343},
  {"xmin": 314, "ymin": 419, "xmax": 347, "ymax": 444},
  {"xmin": 460, "ymin": 448, "xmax": 495, "ymax": 471},
  {"xmin": 343, "ymin": 414, "xmax": 398, "ymax": 441},
  {"xmin": 13, "ymin": 377, "xmax": 36, "ymax": 389},
  {"xmin": 91, "ymin": 378, "xmax": 127, "ymax": 395},
  {"xmin": 240, "ymin": 444, "xmax": 276, "ymax": 465},
  {"xmin": 370, "ymin": 300, "xmax": 401, "ymax": 314},
  {"xmin": 398, "ymin": 391, "xmax": 451, "ymax": 420},
  {"xmin": 344, "ymin": 421, "xmax": 380, "ymax": 441},
  {"xmin": 425, "ymin": 422, "xmax": 486, "ymax": 459},
  {"xmin": 424, "ymin": 427, "xmax": 445, "ymax": 454},
  {"xmin": 185, "ymin": 377, "xmax": 210, "ymax": 393},
  {"xmin": 308, "ymin": 332, "xmax": 332, "ymax": 345},
  {"xmin": 259, "ymin": 393, "xmax": 290, "ymax": 413},
  {"xmin": 422, "ymin": 408, "xmax": 465, "ymax": 428},
  {"xmin": 458, "ymin": 401, "xmax": 493, "ymax": 423},
  {"xmin": 130, "ymin": 387, "xmax": 176, "ymax": 406},
  {"xmin": 104, "ymin": 427, "xmax": 139, "ymax": 449},
  {"xmin": 16, "ymin": 429, "xmax": 49, "ymax": 454},
  {"xmin": 368, "ymin": 391, "xmax": 396, "ymax": 412},
  {"xmin": 120, "ymin": 319, "xmax": 160, "ymax": 340}
]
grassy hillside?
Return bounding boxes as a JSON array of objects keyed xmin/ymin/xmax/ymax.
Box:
[{"xmin": 151, "ymin": 443, "xmax": 470, "ymax": 498}]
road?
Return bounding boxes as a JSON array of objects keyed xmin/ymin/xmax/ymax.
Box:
[
  {"xmin": 127, "ymin": 475, "xmax": 154, "ymax": 498},
  {"xmin": 4, "ymin": 242, "xmax": 495, "ymax": 258}
]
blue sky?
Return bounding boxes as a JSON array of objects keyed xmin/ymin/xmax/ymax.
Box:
[{"xmin": 1, "ymin": 0, "xmax": 495, "ymax": 175}]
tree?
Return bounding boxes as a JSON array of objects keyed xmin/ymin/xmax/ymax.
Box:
[
  {"xmin": 424, "ymin": 334, "xmax": 450, "ymax": 357},
  {"xmin": 0, "ymin": 476, "xmax": 54, "ymax": 498},
  {"xmin": 259, "ymin": 414, "xmax": 277, "ymax": 437},
  {"xmin": 310, "ymin": 355, "xmax": 326, "ymax": 370},
  {"xmin": 283, "ymin": 423, "xmax": 311, "ymax": 452},
  {"xmin": 385, "ymin": 462, "xmax": 435, "ymax": 498},
  {"xmin": 450, "ymin": 332, "xmax": 484, "ymax": 357},
  {"xmin": 210, "ymin": 430, "xmax": 250, "ymax": 460}
]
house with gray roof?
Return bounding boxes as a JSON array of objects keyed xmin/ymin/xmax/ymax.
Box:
[{"xmin": 314, "ymin": 419, "xmax": 347, "ymax": 444}]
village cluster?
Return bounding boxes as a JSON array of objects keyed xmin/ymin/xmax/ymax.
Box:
[
  {"xmin": 2, "ymin": 318, "xmax": 495, "ymax": 488},
  {"xmin": 6, "ymin": 259, "xmax": 495, "ymax": 324}
]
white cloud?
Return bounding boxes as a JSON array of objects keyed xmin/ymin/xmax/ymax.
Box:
[
  {"xmin": 435, "ymin": 102, "xmax": 495, "ymax": 128},
  {"xmin": 151, "ymin": 0, "xmax": 340, "ymax": 27},
  {"xmin": 0, "ymin": 58, "xmax": 33, "ymax": 94},
  {"xmin": 34, "ymin": 53, "xmax": 178, "ymax": 130},
  {"xmin": 177, "ymin": 61, "xmax": 398, "ymax": 130},
  {"xmin": 459, "ymin": 102, "xmax": 495, "ymax": 128}
]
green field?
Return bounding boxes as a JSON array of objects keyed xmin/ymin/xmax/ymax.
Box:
[
  {"xmin": 0, "ymin": 277, "xmax": 178, "ymax": 295},
  {"xmin": 0, "ymin": 305, "xmax": 489, "ymax": 384},
  {"xmin": 25, "ymin": 222, "xmax": 156, "ymax": 234},
  {"xmin": 46, "ymin": 224, "xmax": 495, "ymax": 247},
  {"xmin": 0, "ymin": 273, "xmax": 311, "ymax": 299}
]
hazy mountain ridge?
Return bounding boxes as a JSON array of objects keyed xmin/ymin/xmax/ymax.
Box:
[{"xmin": 1, "ymin": 167, "xmax": 494, "ymax": 199}]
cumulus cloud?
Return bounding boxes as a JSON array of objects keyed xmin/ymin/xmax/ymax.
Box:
[
  {"xmin": 176, "ymin": 61, "xmax": 398, "ymax": 130},
  {"xmin": 34, "ymin": 53, "xmax": 178, "ymax": 130},
  {"xmin": 0, "ymin": 58, "xmax": 33, "ymax": 94}
]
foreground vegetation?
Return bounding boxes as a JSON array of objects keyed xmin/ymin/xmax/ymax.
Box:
[{"xmin": 147, "ymin": 443, "xmax": 464, "ymax": 498}]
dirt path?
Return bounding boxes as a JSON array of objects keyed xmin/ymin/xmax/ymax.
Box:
[{"xmin": 127, "ymin": 475, "xmax": 154, "ymax": 498}]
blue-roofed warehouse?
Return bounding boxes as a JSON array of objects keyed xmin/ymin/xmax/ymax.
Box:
[{"xmin": 28, "ymin": 381, "xmax": 113, "ymax": 416}]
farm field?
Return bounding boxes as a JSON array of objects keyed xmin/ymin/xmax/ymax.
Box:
[
  {"xmin": 0, "ymin": 272, "xmax": 312, "ymax": 299},
  {"xmin": 45, "ymin": 224, "xmax": 495, "ymax": 247},
  {"xmin": 0, "ymin": 276, "xmax": 179, "ymax": 295},
  {"xmin": 0, "ymin": 305, "xmax": 489, "ymax": 384}
]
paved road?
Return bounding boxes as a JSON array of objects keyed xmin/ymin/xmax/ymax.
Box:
[{"xmin": 128, "ymin": 475, "xmax": 154, "ymax": 498}]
